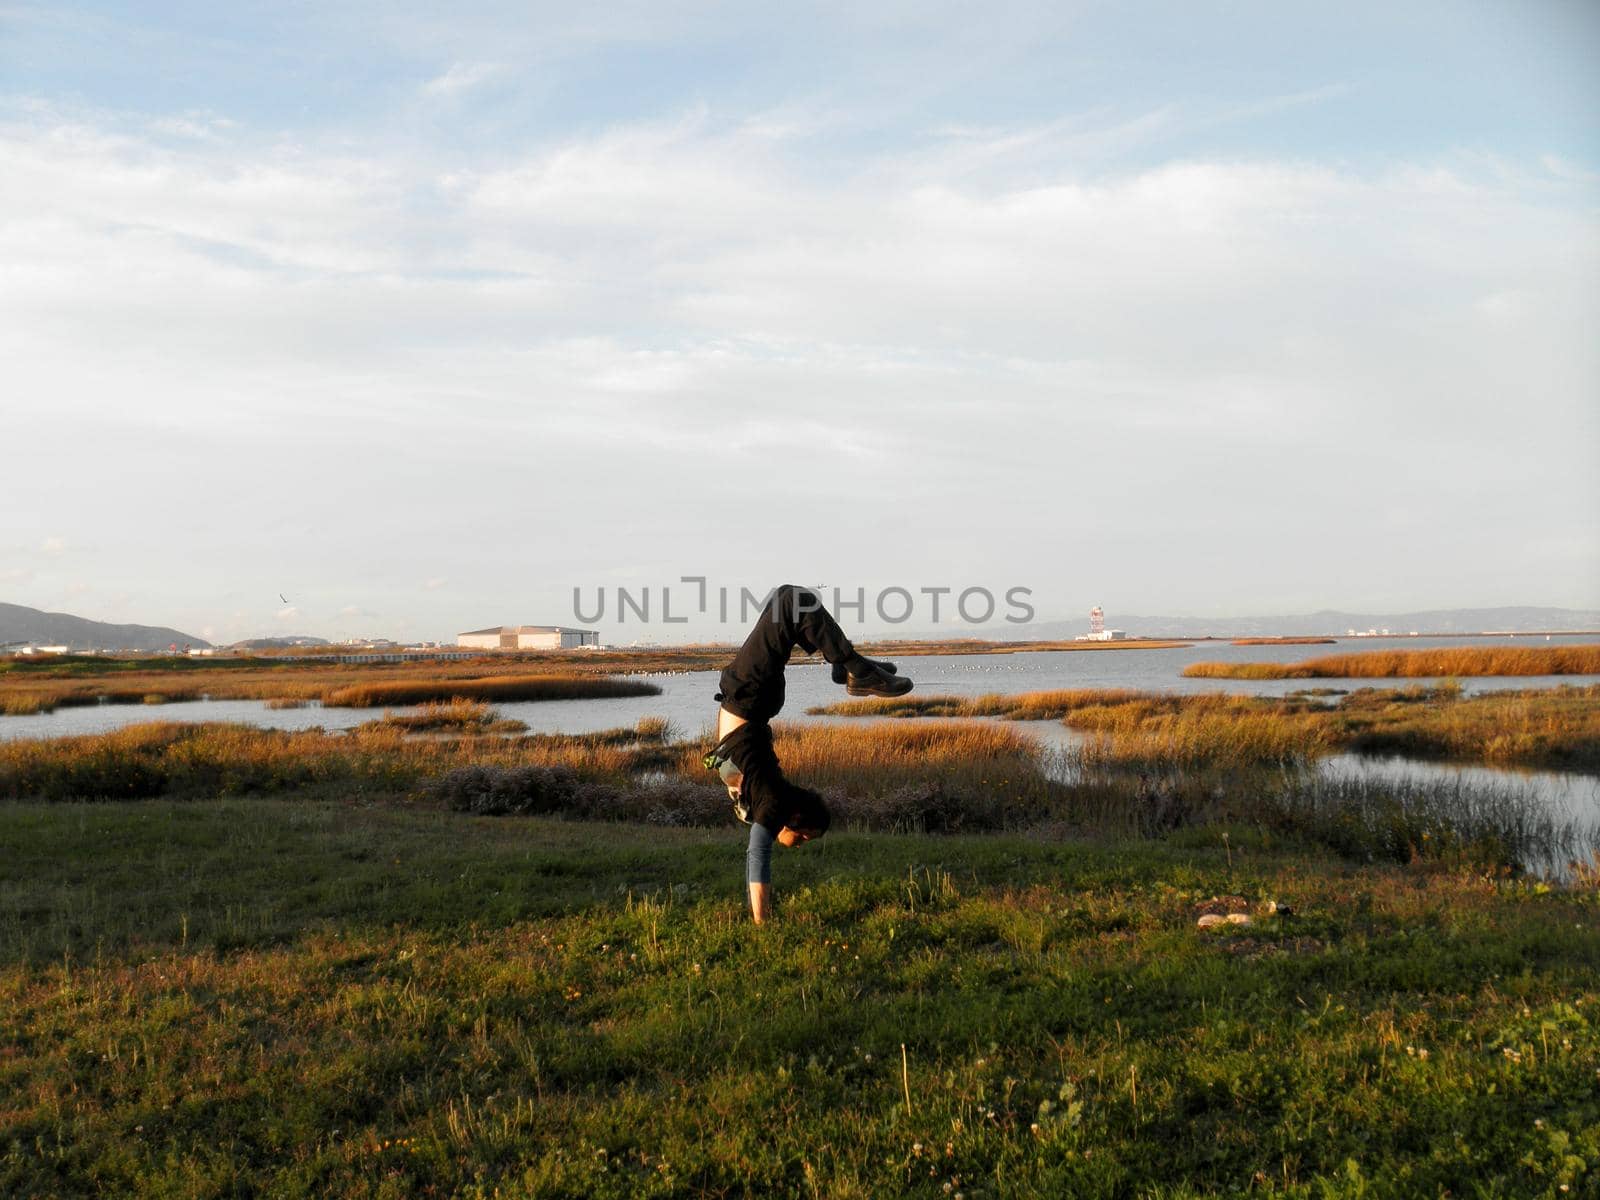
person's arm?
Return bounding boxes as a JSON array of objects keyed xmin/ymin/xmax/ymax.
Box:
[
  {"xmin": 748, "ymin": 881, "xmax": 772, "ymax": 923},
  {"xmin": 746, "ymin": 822, "xmax": 774, "ymax": 923}
]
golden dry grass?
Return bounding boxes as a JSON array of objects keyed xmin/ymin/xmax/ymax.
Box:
[
  {"xmin": 1067, "ymin": 693, "xmax": 1334, "ymax": 769},
  {"xmin": 1184, "ymin": 644, "xmax": 1600, "ymax": 679},
  {"xmin": 320, "ymin": 674, "xmax": 661, "ymax": 708},
  {"xmin": 816, "ymin": 684, "xmax": 1600, "ymax": 772},
  {"xmin": 774, "ymin": 718, "xmax": 1041, "ymax": 773},
  {"xmin": 810, "ymin": 689, "xmax": 1146, "ymax": 720},
  {"xmin": 0, "ymin": 718, "xmax": 680, "ymax": 802},
  {"xmin": 0, "ymin": 666, "xmax": 660, "ymax": 712},
  {"xmin": 364, "ymin": 699, "xmax": 528, "ymax": 734}
]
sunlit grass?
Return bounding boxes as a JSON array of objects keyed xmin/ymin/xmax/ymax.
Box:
[
  {"xmin": 815, "ymin": 684, "xmax": 1600, "ymax": 772},
  {"xmin": 0, "ymin": 658, "xmax": 670, "ymax": 711},
  {"xmin": 320, "ymin": 674, "xmax": 662, "ymax": 707},
  {"xmin": 1, "ymin": 802, "xmax": 1597, "ymax": 1197},
  {"xmin": 1184, "ymin": 643, "xmax": 1600, "ymax": 679},
  {"xmin": 363, "ymin": 699, "xmax": 528, "ymax": 734}
]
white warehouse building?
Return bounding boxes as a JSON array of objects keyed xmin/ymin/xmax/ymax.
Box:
[{"xmin": 457, "ymin": 625, "xmax": 601, "ymax": 651}]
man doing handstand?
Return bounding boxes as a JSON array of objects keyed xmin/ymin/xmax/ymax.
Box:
[{"xmin": 705, "ymin": 585, "xmax": 911, "ymax": 923}]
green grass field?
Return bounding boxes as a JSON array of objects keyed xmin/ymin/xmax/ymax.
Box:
[{"xmin": 4, "ymin": 799, "xmax": 1597, "ymax": 1198}]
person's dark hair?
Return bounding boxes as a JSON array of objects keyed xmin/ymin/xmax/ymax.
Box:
[{"xmin": 789, "ymin": 787, "xmax": 831, "ymax": 835}]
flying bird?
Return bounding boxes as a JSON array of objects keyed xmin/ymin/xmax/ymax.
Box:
[{"xmin": 279, "ymin": 594, "xmax": 289, "ymax": 604}]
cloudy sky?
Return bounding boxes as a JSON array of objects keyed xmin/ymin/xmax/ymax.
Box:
[{"xmin": 3, "ymin": 1, "xmax": 1597, "ymax": 644}]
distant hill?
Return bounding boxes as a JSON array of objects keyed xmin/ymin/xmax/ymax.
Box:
[
  {"xmin": 1002, "ymin": 606, "xmax": 1600, "ymax": 641},
  {"xmin": 228, "ymin": 636, "xmax": 331, "ymax": 650},
  {"xmin": 0, "ymin": 601, "xmax": 211, "ymax": 652}
]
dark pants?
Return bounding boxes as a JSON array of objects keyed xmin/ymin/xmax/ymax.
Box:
[
  {"xmin": 715, "ymin": 585, "xmax": 851, "ymax": 834},
  {"xmin": 715, "ymin": 584, "xmax": 857, "ymax": 723}
]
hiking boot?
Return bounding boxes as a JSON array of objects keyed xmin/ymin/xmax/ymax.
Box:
[
  {"xmin": 831, "ymin": 656, "xmax": 897, "ymax": 685},
  {"xmin": 845, "ymin": 661, "xmax": 913, "ymax": 698}
]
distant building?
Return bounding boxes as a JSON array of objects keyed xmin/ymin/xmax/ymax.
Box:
[
  {"xmin": 457, "ymin": 625, "xmax": 601, "ymax": 650},
  {"xmin": 1075, "ymin": 607, "xmax": 1130, "ymax": 642}
]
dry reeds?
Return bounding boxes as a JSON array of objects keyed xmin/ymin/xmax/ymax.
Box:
[
  {"xmin": 102, "ymin": 687, "xmax": 203, "ymax": 706},
  {"xmin": 320, "ymin": 675, "xmax": 662, "ymax": 708},
  {"xmin": 0, "ymin": 720, "xmax": 674, "ymax": 802},
  {"xmin": 772, "ymin": 719, "xmax": 1040, "ymax": 775},
  {"xmin": 1, "ymin": 700, "xmax": 1587, "ymax": 866},
  {"xmin": 0, "ymin": 690, "xmax": 102, "ymax": 715},
  {"xmin": 817, "ymin": 683, "xmax": 1600, "ymax": 773},
  {"xmin": 1066, "ymin": 693, "xmax": 1333, "ymax": 770},
  {"xmin": 1, "ymin": 693, "xmax": 56, "ymax": 716},
  {"xmin": 809, "ymin": 689, "xmax": 1145, "ymax": 721},
  {"xmin": 1184, "ymin": 644, "xmax": 1600, "ymax": 680},
  {"xmin": 1331, "ymin": 684, "xmax": 1600, "ymax": 769},
  {"xmin": 367, "ymin": 700, "xmax": 528, "ymax": 735}
]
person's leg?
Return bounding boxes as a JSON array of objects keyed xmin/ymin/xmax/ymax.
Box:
[
  {"xmin": 765, "ymin": 585, "xmax": 908, "ymax": 696},
  {"xmin": 716, "ymin": 584, "xmax": 841, "ymax": 721},
  {"xmin": 717, "ymin": 584, "xmax": 907, "ymax": 720},
  {"xmin": 716, "ymin": 705, "xmax": 747, "ymax": 743}
]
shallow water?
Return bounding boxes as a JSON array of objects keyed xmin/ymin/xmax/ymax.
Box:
[{"xmin": 1316, "ymin": 752, "xmax": 1600, "ymax": 854}]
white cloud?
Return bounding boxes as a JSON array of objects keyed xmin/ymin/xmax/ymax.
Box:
[
  {"xmin": 1, "ymin": 102, "xmax": 1595, "ymax": 626},
  {"xmin": 422, "ymin": 62, "xmax": 500, "ymax": 97},
  {"xmin": 275, "ymin": 606, "xmax": 299, "ymax": 622},
  {"xmin": 147, "ymin": 112, "xmax": 236, "ymax": 142}
]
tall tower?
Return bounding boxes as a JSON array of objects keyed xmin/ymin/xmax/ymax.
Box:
[{"xmin": 1089, "ymin": 606, "xmax": 1105, "ymax": 638}]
